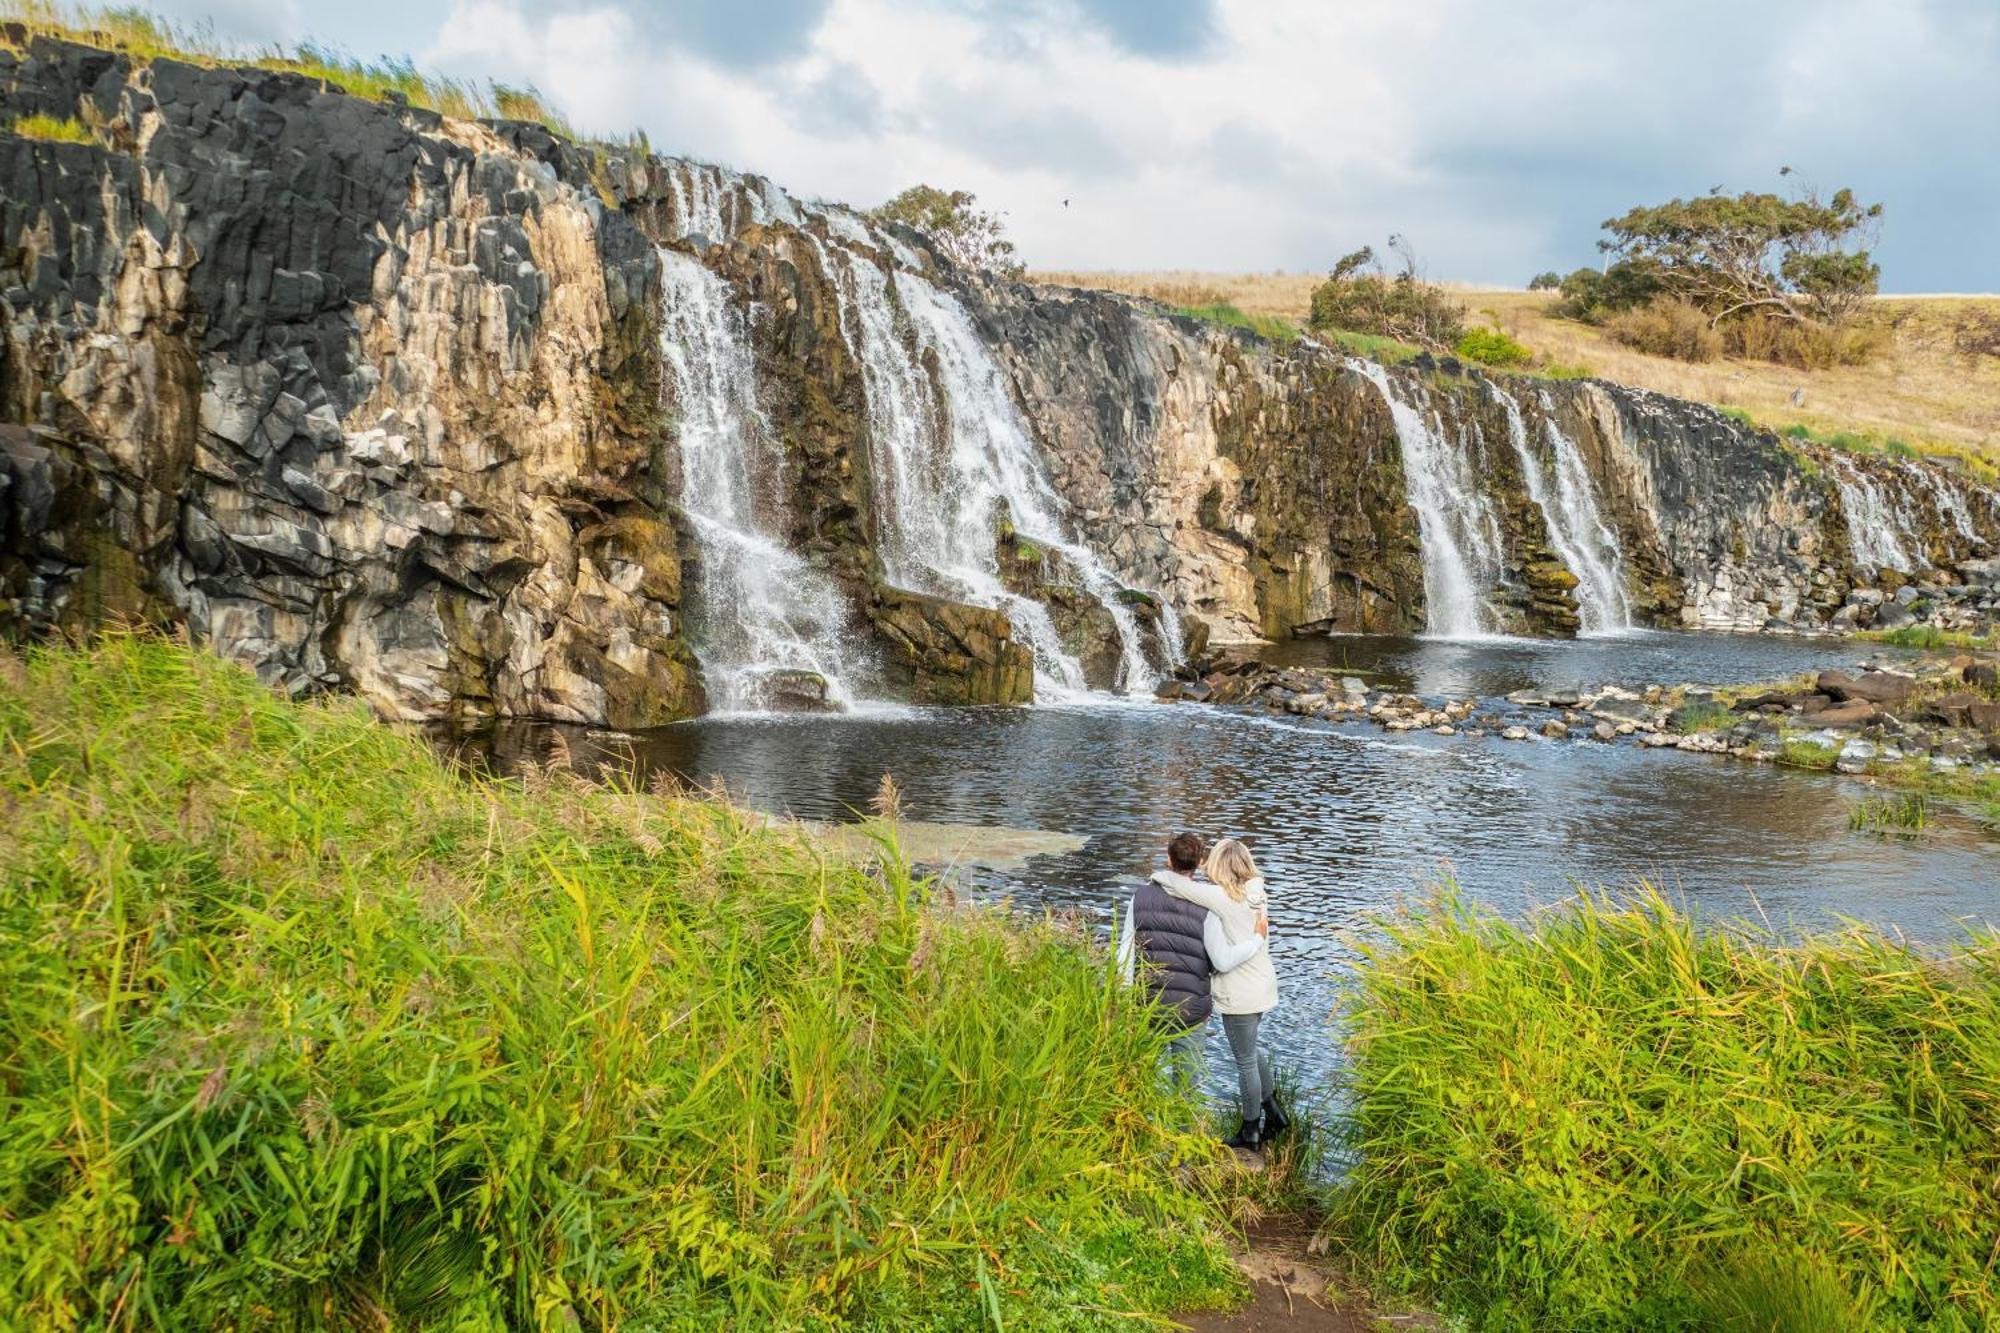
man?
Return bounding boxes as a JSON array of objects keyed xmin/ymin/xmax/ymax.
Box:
[{"xmin": 1114, "ymin": 831, "xmax": 1266, "ymax": 1081}]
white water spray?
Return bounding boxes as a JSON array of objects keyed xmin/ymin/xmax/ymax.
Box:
[
  {"xmin": 1830, "ymin": 457, "xmax": 1917, "ymax": 574},
  {"xmin": 1351, "ymin": 359, "xmax": 1506, "ymax": 638},
  {"xmin": 658, "ymin": 247, "xmax": 870, "ymax": 712},
  {"xmin": 1492, "ymin": 385, "xmax": 1633, "ymax": 633}
]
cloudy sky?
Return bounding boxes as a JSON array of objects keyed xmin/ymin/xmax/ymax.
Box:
[{"xmin": 143, "ymin": 0, "xmax": 1996, "ymax": 290}]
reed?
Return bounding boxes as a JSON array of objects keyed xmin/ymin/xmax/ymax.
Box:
[
  {"xmin": 1330, "ymin": 887, "xmax": 2000, "ymax": 1331},
  {"xmin": 0, "ymin": 635, "xmax": 1242, "ymax": 1328}
]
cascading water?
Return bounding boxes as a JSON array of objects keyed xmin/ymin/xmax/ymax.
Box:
[
  {"xmin": 1350, "ymin": 359, "xmax": 1505, "ymax": 638},
  {"xmin": 890, "ymin": 267, "xmax": 1164, "ymax": 695},
  {"xmin": 1906, "ymin": 459, "xmax": 1978, "ymax": 543},
  {"xmin": 1491, "ymin": 385, "xmax": 1633, "ymax": 633},
  {"xmin": 810, "ymin": 227, "xmax": 1164, "ymax": 697},
  {"xmin": 1830, "ymin": 457, "xmax": 1917, "ymax": 574},
  {"xmin": 657, "ymin": 247, "xmax": 870, "ymax": 712}
]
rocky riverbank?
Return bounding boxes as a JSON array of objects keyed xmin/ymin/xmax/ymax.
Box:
[{"xmin": 1160, "ymin": 643, "xmax": 2000, "ymax": 806}]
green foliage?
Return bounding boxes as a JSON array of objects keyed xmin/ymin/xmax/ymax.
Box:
[
  {"xmin": 1453, "ymin": 327, "xmax": 1533, "ymax": 367},
  {"xmin": 4, "ymin": 111, "xmax": 92, "ymax": 143},
  {"xmin": 0, "ymin": 636, "xmax": 1241, "ymax": 1329},
  {"xmin": 1848, "ymin": 791, "xmax": 1928, "ymax": 837},
  {"xmin": 1332, "ymin": 887, "xmax": 2000, "ymax": 1330},
  {"xmin": 1307, "ymin": 239, "xmax": 1467, "ymax": 351},
  {"xmin": 1323, "ymin": 328, "xmax": 1424, "ymax": 363},
  {"xmin": 1598, "ymin": 175, "xmax": 1883, "ymax": 328},
  {"xmin": 1779, "ymin": 738, "xmax": 1839, "ymax": 771},
  {"xmin": 870, "ymin": 185, "xmax": 1022, "ymax": 276},
  {"xmin": 1666, "ymin": 699, "xmax": 1733, "ymax": 733},
  {"xmin": 1526, "ymin": 271, "xmax": 1562, "ymax": 291},
  {"xmin": 1534, "ymin": 360, "xmax": 1595, "ymax": 381},
  {"xmin": 1720, "ymin": 407, "xmax": 1756, "ymax": 426},
  {"xmin": 1548, "ymin": 173, "xmax": 1887, "ymax": 368},
  {"xmin": 1685, "ymin": 1245, "xmax": 1883, "ymax": 1332},
  {"xmin": 1174, "ymin": 301, "xmax": 1300, "ymax": 346}
]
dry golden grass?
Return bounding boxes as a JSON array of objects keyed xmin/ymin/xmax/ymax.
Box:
[{"xmin": 1031, "ymin": 270, "xmax": 2000, "ymax": 468}]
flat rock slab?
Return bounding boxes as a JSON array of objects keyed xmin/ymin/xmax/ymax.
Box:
[{"xmin": 805, "ymin": 818, "xmax": 1088, "ymax": 873}]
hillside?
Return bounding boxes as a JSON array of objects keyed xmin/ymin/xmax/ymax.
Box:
[{"xmin": 1030, "ymin": 272, "xmax": 2000, "ymax": 472}]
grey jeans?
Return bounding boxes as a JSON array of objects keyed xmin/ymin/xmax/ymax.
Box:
[{"xmin": 1220, "ymin": 1011, "xmax": 1273, "ymax": 1122}]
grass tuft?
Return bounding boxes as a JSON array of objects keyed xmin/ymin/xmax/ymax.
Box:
[
  {"xmin": 4, "ymin": 111, "xmax": 92, "ymax": 142},
  {"xmin": 1175, "ymin": 301, "xmax": 1302, "ymax": 347},
  {"xmin": 0, "ymin": 634, "xmax": 1243, "ymax": 1328},
  {"xmin": 1330, "ymin": 886, "xmax": 2000, "ymax": 1330},
  {"xmin": 1848, "ymin": 791, "xmax": 1928, "ymax": 836}
]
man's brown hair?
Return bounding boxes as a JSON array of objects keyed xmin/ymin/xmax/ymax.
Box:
[{"xmin": 1167, "ymin": 832, "xmax": 1206, "ymax": 873}]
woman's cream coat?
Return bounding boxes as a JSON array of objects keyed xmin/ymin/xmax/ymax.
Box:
[{"xmin": 1159, "ymin": 874, "xmax": 1280, "ymax": 1015}]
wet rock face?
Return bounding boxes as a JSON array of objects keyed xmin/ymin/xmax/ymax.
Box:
[
  {"xmin": 959, "ymin": 275, "xmax": 2000, "ymax": 642},
  {"xmin": 0, "ymin": 34, "xmax": 699, "ymax": 725},
  {"xmin": 870, "ymin": 586, "xmax": 1033, "ymax": 705}
]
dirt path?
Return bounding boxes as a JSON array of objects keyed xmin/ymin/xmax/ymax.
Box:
[{"xmin": 1177, "ymin": 1220, "xmax": 1439, "ymax": 1333}]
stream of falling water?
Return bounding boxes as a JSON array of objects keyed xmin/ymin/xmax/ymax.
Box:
[
  {"xmin": 1492, "ymin": 384, "xmax": 1633, "ymax": 633},
  {"xmin": 657, "ymin": 248, "xmax": 871, "ymax": 712},
  {"xmin": 814, "ymin": 231, "xmax": 1162, "ymax": 697},
  {"xmin": 1350, "ymin": 359, "xmax": 1505, "ymax": 638},
  {"xmin": 1830, "ymin": 458, "xmax": 1917, "ymax": 574}
]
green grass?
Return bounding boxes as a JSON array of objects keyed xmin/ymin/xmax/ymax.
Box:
[
  {"xmin": 1666, "ymin": 699, "xmax": 1734, "ymax": 733},
  {"xmin": 1331, "ymin": 887, "xmax": 2000, "ymax": 1331},
  {"xmin": 0, "ymin": 3, "xmax": 574, "ymax": 135},
  {"xmin": 1174, "ymin": 301, "xmax": 1301, "ymax": 347},
  {"xmin": 1857, "ymin": 625, "xmax": 1996, "ymax": 651},
  {"xmin": 1848, "ymin": 791, "xmax": 1929, "ymax": 836},
  {"xmin": 4, "ymin": 111, "xmax": 92, "ymax": 143},
  {"xmin": 1321, "ymin": 328, "xmax": 1423, "ymax": 364},
  {"xmin": 0, "ymin": 636, "xmax": 1247, "ymax": 1329}
]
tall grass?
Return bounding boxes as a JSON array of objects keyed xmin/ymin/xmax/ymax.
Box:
[
  {"xmin": 0, "ymin": 3, "xmax": 572, "ymax": 134},
  {"xmin": 1331, "ymin": 888, "xmax": 2000, "ymax": 1330},
  {"xmin": 0, "ymin": 635, "xmax": 1242, "ymax": 1328}
]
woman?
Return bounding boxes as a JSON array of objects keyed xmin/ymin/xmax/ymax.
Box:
[{"xmin": 1201, "ymin": 838, "xmax": 1286, "ymax": 1149}]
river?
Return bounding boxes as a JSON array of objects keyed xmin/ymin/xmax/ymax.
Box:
[{"xmin": 455, "ymin": 631, "xmax": 2000, "ymax": 1099}]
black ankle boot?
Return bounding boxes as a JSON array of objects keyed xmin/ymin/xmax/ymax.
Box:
[
  {"xmin": 1225, "ymin": 1117, "xmax": 1263, "ymax": 1150},
  {"xmin": 1261, "ymin": 1096, "xmax": 1291, "ymax": 1137}
]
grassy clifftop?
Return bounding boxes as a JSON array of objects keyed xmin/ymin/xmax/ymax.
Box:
[
  {"xmin": 0, "ymin": 636, "xmax": 1241, "ymax": 1329},
  {"xmin": 1033, "ymin": 272, "xmax": 2000, "ymax": 473}
]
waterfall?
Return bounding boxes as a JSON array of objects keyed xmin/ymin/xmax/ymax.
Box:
[
  {"xmin": 1491, "ymin": 386, "xmax": 1633, "ymax": 633},
  {"xmin": 1830, "ymin": 457, "xmax": 1917, "ymax": 575},
  {"xmin": 891, "ymin": 266, "xmax": 1162, "ymax": 695},
  {"xmin": 810, "ymin": 231, "xmax": 1163, "ymax": 697},
  {"xmin": 657, "ymin": 248, "xmax": 870, "ymax": 712},
  {"xmin": 1350, "ymin": 359, "xmax": 1505, "ymax": 638},
  {"xmin": 1906, "ymin": 459, "xmax": 1978, "ymax": 543}
]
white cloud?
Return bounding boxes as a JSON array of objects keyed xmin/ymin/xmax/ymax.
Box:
[{"xmin": 127, "ymin": 0, "xmax": 2000, "ymax": 287}]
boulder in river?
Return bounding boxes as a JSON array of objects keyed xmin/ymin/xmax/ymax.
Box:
[{"xmin": 1816, "ymin": 669, "xmax": 1916, "ymax": 706}]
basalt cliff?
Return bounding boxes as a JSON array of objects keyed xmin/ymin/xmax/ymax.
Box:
[{"xmin": 5, "ymin": 33, "xmax": 1997, "ymax": 724}]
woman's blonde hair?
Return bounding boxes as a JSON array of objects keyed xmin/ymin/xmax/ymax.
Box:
[{"xmin": 1204, "ymin": 837, "xmax": 1260, "ymax": 901}]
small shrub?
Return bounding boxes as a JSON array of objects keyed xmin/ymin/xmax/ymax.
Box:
[
  {"xmin": 1606, "ymin": 297, "xmax": 1723, "ymax": 362},
  {"xmin": 1537, "ymin": 361, "xmax": 1595, "ymax": 380},
  {"xmin": 1552, "ymin": 260, "xmax": 1661, "ymax": 322},
  {"xmin": 5, "ymin": 112, "xmax": 93, "ymax": 144},
  {"xmin": 1686, "ymin": 1244, "xmax": 1882, "ymax": 1332},
  {"xmin": 1453, "ymin": 327, "xmax": 1533, "ymax": 367},
  {"xmin": 1308, "ymin": 240, "xmax": 1466, "ymax": 350}
]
